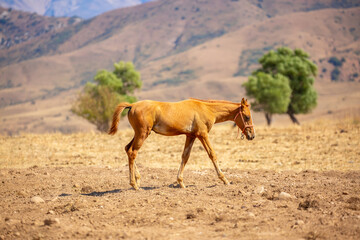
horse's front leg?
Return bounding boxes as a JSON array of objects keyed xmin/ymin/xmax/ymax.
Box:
[
  {"xmin": 198, "ymin": 134, "xmax": 230, "ymax": 186},
  {"xmin": 134, "ymin": 163, "xmax": 141, "ymax": 187}
]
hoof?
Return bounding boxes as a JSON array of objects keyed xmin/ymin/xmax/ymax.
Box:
[
  {"xmin": 222, "ymin": 178, "xmax": 230, "ymax": 185},
  {"xmin": 177, "ymin": 179, "xmax": 186, "ymax": 189},
  {"xmin": 130, "ymin": 184, "xmax": 139, "ymax": 190}
]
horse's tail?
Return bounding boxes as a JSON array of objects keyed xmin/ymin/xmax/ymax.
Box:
[{"xmin": 108, "ymin": 102, "xmax": 132, "ymax": 135}]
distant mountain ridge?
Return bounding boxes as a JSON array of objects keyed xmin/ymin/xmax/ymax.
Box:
[
  {"xmin": 0, "ymin": 0, "xmax": 154, "ymax": 19},
  {"xmin": 0, "ymin": 0, "xmax": 359, "ymax": 134}
]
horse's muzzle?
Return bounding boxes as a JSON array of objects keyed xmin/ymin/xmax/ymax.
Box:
[
  {"xmin": 245, "ymin": 129, "xmax": 255, "ymax": 140},
  {"xmin": 246, "ymin": 135, "xmax": 255, "ymax": 141}
]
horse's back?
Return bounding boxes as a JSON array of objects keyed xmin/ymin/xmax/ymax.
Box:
[{"xmin": 128, "ymin": 99, "xmax": 211, "ymax": 136}]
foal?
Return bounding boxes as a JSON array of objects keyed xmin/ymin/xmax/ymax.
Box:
[{"xmin": 109, "ymin": 98, "xmax": 255, "ymax": 190}]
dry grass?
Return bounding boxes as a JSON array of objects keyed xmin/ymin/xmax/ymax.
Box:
[{"xmin": 1, "ymin": 118, "xmax": 359, "ymax": 171}]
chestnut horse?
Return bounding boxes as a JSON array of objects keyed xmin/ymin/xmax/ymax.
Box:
[{"xmin": 109, "ymin": 98, "xmax": 255, "ymax": 190}]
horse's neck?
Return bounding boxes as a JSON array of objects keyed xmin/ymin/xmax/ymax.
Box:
[{"xmin": 206, "ymin": 102, "xmax": 239, "ymax": 124}]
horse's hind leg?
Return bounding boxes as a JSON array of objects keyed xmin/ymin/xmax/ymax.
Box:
[
  {"xmin": 125, "ymin": 138, "xmax": 140, "ymax": 186},
  {"xmin": 125, "ymin": 133, "xmax": 148, "ymax": 190},
  {"xmin": 126, "ymin": 137, "xmax": 141, "ymax": 186},
  {"xmin": 198, "ymin": 134, "xmax": 230, "ymax": 186},
  {"xmin": 177, "ymin": 135, "xmax": 195, "ymax": 188}
]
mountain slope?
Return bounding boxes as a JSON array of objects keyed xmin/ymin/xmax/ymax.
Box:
[
  {"xmin": 0, "ymin": 7, "xmax": 75, "ymax": 51},
  {"xmin": 2, "ymin": 0, "xmax": 360, "ymax": 70},
  {"xmin": 0, "ymin": 1, "xmax": 359, "ymax": 134},
  {"xmin": 0, "ymin": 0, "xmax": 154, "ymax": 19}
]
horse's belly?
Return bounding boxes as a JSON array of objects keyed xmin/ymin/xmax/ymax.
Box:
[{"xmin": 152, "ymin": 122, "xmax": 190, "ymax": 136}]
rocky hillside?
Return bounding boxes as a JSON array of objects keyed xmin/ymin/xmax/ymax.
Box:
[
  {"xmin": 0, "ymin": 0, "xmax": 154, "ymax": 19},
  {"xmin": 0, "ymin": 7, "xmax": 76, "ymax": 51},
  {"xmin": 0, "ymin": 0, "xmax": 359, "ymax": 135}
]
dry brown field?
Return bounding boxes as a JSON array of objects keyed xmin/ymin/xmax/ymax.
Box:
[{"xmin": 0, "ymin": 118, "xmax": 360, "ymax": 239}]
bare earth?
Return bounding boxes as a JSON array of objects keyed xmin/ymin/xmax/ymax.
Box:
[{"xmin": 0, "ymin": 119, "xmax": 359, "ymax": 239}]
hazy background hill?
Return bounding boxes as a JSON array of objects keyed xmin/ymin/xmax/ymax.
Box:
[
  {"xmin": 0, "ymin": 0, "xmax": 359, "ymax": 135},
  {"xmin": 0, "ymin": 0, "xmax": 154, "ymax": 19}
]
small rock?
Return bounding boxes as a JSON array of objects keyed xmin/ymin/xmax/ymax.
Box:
[
  {"xmin": 47, "ymin": 210, "xmax": 55, "ymax": 215},
  {"xmin": 31, "ymin": 196, "xmax": 45, "ymax": 203},
  {"xmin": 44, "ymin": 218, "xmax": 60, "ymax": 226},
  {"xmin": 279, "ymin": 192, "xmax": 294, "ymax": 200},
  {"xmin": 247, "ymin": 212, "xmax": 255, "ymax": 218},
  {"xmin": 295, "ymin": 220, "xmax": 304, "ymax": 225},
  {"xmin": 81, "ymin": 186, "xmax": 94, "ymax": 194},
  {"xmin": 17, "ymin": 191, "xmax": 27, "ymax": 197},
  {"xmin": 298, "ymin": 200, "xmax": 319, "ymax": 210},
  {"xmin": 255, "ymin": 186, "xmax": 265, "ymax": 194},
  {"xmin": 215, "ymin": 216, "xmax": 224, "ymax": 222}
]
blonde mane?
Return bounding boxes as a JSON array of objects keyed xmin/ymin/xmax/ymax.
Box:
[{"xmin": 190, "ymin": 98, "xmax": 240, "ymax": 105}]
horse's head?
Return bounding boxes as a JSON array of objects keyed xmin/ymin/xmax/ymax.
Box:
[{"xmin": 234, "ymin": 98, "xmax": 255, "ymax": 140}]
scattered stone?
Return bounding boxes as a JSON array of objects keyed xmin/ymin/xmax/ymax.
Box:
[
  {"xmin": 255, "ymin": 186, "xmax": 265, "ymax": 194},
  {"xmin": 30, "ymin": 196, "xmax": 45, "ymax": 203},
  {"xmin": 215, "ymin": 216, "xmax": 224, "ymax": 222},
  {"xmin": 196, "ymin": 208, "xmax": 204, "ymax": 213},
  {"xmin": 247, "ymin": 212, "xmax": 255, "ymax": 218},
  {"xmin": 17, "ymin": 190, "xmax": 27, "ymax": 197},
  {"xmin": 346, "ymin": 197, "xmax": 360, "ymax": 210},
  {"xmin": 278, "ymin": 192, "xmax": 294, "ymax": 200},
  {"xmin": 186, "ymin": 213, "xmax": 196, "ymax": 219},
  {"xmin": 298, "ymin": 200, "xmax": 319, "ymax": 210},
  {"xmin": 81, "ymin": 186, "xmax": 94, "ymax": 194},
  {"xmin": 295, "ymin": 220, "xmax": 304, "ymax": 225},
  {"xmin": 25, "ymin": 173, "xmax": 36, "ymax": 177},
  {"xmin": 47, "ymin": 210, "xmax": 55, "ymax": 215},
  {"xmin": 44, "ymin": 218, "xmax": 60, "ymax": 226},
  {"xmin": 54, "ymin": 203, "xmax": 80, "ymax": 214},
  {"xmin": 5, "ymin": 218, "xmax": 20, "ymax": 225},
  {"xmin": 305, "ymin": 231, "xmax": 321, "ymax": 240}
]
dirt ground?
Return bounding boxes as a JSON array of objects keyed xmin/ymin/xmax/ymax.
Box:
[
  {"xmin": 0, "ymin": 119, "xmax": 359, "ymax": 239},
  {"xmin": 0, "ymin": 167, "xmax": 359, "ymax": 240}
]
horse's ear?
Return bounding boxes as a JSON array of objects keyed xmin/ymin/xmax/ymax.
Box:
[{"xmin": 241, "ymin": 98, "xmax": 246, "ymax": 105}]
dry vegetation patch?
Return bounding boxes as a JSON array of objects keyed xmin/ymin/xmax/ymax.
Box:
[{"xmin": 1, "ymin": 118, "xmax": 359, "ymax": 171}]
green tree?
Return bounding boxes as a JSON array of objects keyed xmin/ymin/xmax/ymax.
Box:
[
  {"xmin": 72, "ymin": 61, "xmax": 141, "ymax": 131},
  {"xmin": 243, "ymin": 47, "xmax": 318, "ymax": 125}
]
